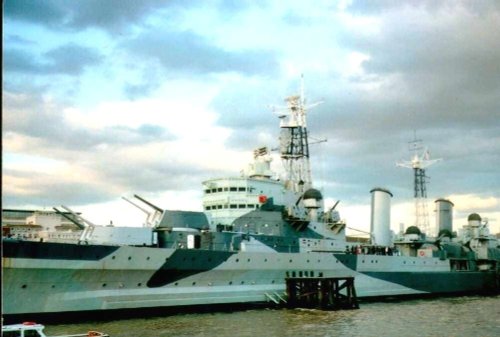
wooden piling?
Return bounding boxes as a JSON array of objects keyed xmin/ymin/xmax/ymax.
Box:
[{"xmin": 285, "ymin": 277, "xmax": 359, "ymax": 310}]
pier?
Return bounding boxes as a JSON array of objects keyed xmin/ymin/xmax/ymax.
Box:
[{"xmin": 285, "ymin": 277, "xmax": 359, "ymax": 310}]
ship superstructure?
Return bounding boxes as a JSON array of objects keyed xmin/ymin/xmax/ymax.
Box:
[
  {"xmin": 2, "ymin": 82, "xmax": 498, "ymax": 321},
  {"xmin": 202, "ymin": 85, "xmax": 323, "ymax": 229}
]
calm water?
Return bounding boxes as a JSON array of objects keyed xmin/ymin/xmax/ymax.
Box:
[{"xmin": 44, "ymin": 296, "xmax": 500, "ymax": 337}]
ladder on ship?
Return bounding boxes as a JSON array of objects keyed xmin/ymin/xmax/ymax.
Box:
[{"xmin": 265, "ymin": 292, "xmax": 287, "ymax": 304}]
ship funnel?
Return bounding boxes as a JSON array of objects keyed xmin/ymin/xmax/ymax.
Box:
[
  {"xmin": 434, "ymin": 198, "xmax": 454, "ymax": 233},
  {"xmin": 370, "ymin": 187, "xmax": 393, "ymax": 246}
]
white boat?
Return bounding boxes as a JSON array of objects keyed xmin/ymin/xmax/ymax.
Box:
[{"xmin": 1, "ymin": 322, "xmax": 109, "ymax": 337}]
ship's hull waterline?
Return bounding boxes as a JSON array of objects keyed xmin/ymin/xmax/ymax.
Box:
[{"xmin": 3, "ymin": 240, "xmax": 497, "ymax": 317}]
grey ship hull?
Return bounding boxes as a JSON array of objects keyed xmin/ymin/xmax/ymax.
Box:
[{"xmin": 2, "ymin": 240, "xmax": 497, "ymax": 317}]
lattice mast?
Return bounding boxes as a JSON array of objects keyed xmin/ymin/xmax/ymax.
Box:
[
  {"xmin": 277, "ymin": 77, "xmax": 322, "ymax": 193},
  {"xmin": 397, "ymin": 137, "xmax": 441, "ymax": 236}
]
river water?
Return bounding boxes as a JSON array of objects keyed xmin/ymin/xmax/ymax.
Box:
[{"xmin": 44, "ymin": 295, "xmax": 499, "ymax": 337}]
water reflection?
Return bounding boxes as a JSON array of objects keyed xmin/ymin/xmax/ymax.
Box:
[{"xmin": 44, "ymin": 296, "xmax": 499, "ymax": 337}]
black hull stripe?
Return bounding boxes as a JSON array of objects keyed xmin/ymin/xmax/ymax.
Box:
[
  {"xmin": 2, "ymin": 239, "xmax": 119, "ymax": 261},
  {"xmin": 363, "ymin": 271, "xmax": 498, "ymax": 293},
  {"xmin": 147, "ymin": 249, "xmax": 235, "ymax": 287}
]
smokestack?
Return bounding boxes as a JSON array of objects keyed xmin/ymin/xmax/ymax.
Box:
[
  {"xmin": 435, "ymin": 198, "xmax": 454, "ymax": 234},
  {"xmin": 370, "ymin": 187, "xmax": 393, "ymax": 246}
]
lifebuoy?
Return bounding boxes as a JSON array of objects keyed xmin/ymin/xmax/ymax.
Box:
[
  {"xmin": 23, "ymin": 322, "xmax": 37, "ymax": 325},
  {"xmin": 418, "ymin": 250, "xmax": 425, "ymax": 257},
  {"xmin": 88, "ymin": 331, "xmax": 101, "ymax": 337}
]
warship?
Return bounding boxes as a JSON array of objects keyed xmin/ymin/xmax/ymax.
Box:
[{"xmin": 2, "ymin": 86, "xmax": 499, "ymax": 320}]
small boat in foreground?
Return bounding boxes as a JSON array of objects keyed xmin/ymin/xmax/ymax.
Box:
[{"xmin": 1, "ymin": 321, "xmax": 109, "ymax": 337}]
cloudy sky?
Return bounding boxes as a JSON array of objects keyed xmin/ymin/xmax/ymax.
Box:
[{"xmin": 3, "ymin": 0, "xmax": 500, "ymax": 235}]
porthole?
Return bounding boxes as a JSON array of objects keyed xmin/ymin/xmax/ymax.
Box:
[
  {"xmin": 137, "ymin": 283, "xmax": 142, "ymax": 287},
  {"xmin": 229, "ymin": 281, "xmax": 233, "ymax": 285},
  {"xmin": 264, "ymin": 258, "xmax": 268, "ymax": 262},
  {"xmin": 128, "ymin": 256, "xmax": 132, "ymax": 260},
  {"xmin": 102, "ymin": 283, "xmax": 107, "ymax": 287},
  {"xmin": 51, "ymin": 285, "xmax": 56, "ymax": 288},
  {"xmin": 146, "ymin": 257, "xmax": 150, "ymax": 260},
  {"xmin": 21, "ymin": 284, "xmax": 27, "ymax": 289},
  {"xmin": 247, "ymin": 258, "xmax": 251, "ymax": 262},
  {"xmin": 236, "ymin": 259, "xmax": 239, "ymax": 262},
  {"xmin": 192, "ymin": 282, "xmax": 196, "ymax": 286},
  {"xmin": 241, "ymin": 281, "xmax": 245, "ymax": 284},
  {"xmin": 271, "ymin": 280, "xmax": 275, "ymax": 284},
  {"xmin": 174, "ymin": 282, "xmax": 178, "ymax": 286},
  {"xmin": 289, "ymin": 259, "xmax": 293, "ymax": 263},
  {"xmin": 112, "ymin": 256, "xmax": 116, "ymax": 260}
]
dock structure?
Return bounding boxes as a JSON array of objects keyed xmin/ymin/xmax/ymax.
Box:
[{"xmin": 285, "ymin": 277, "xmax": 359, "ymax": 310}]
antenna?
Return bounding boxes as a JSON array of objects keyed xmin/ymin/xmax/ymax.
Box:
[{"xmin": 397, "ymin": 134, "xmax": 442, "ymax": 236}]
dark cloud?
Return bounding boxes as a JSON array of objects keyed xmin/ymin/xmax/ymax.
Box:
[
  {"xmin": 4, "ymin": 0, "xmax": 267, "ymax": 34},
  {"xmin": 3, "ymin": 0, "xmax": 66, "ymax": 26},
  {"xmin": 4, "ymin": 34, "xmax": 37, "ymax": 45},
  {"xmin": 124, "ymin": 81, "xmax": 159, "ymax": 100},
  {"xmin": 4, "ymin": 43, "xmax": 103, "ymax": 76},
  {"xmin": 347, "ymin": 0, "xmax": 500, "ymax": 15},
  {"xmin": 44, "ymin": 43, "xmax": 103, "ymax": 75},
  {"xmin": 122, "ymin": 30, "xmax": 280, "ymax": 76},
  {"xmin": 3, "ymin": 0, "xmax": 172, "ymax": 33},
  {"xmin": 341, "ymin": 2, "xmax": 500, "ymax": 102}
]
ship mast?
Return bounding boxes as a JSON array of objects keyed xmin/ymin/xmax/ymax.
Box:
[
  {"xmin": 277, "ymin": 76, "xmax": 322, "ymax": 193},
  {"xmin": 397, "ymin": 135, "xmax": 441, "ymax": 236}
]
